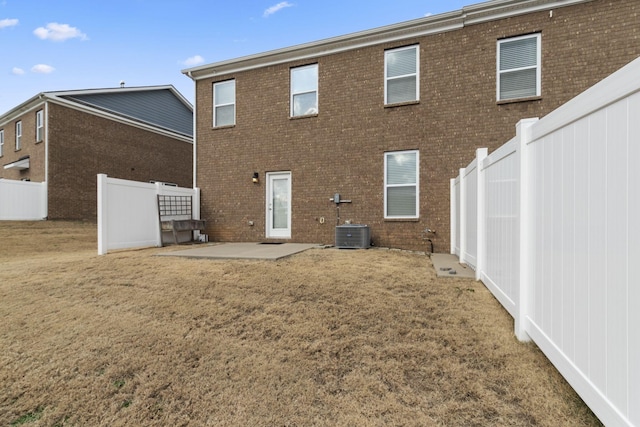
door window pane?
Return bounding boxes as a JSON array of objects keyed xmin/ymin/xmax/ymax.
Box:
[{"xmin": 272, "ymin": 178, "xmax": 289, "ymax": 229}]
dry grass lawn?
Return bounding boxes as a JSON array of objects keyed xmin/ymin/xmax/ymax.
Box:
[{"xmin": 0, "ymin": 221, "xmax": 601, "ymax": 426}]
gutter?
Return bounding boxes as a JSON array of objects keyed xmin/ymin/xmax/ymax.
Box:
[
  {"xmin": 182, "ymin": 0, "xmax": 594, "ymax": 81},
  {"xmin": 0, "ymin": 94, "xmax": 44, "ymax": 126}
]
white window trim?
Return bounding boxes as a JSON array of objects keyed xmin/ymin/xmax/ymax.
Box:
[
  {"xmin": 384, "ymin": 45, "xmax": 420, "ymax": 105},
  {"xmin": 290, "ymin": 63, "xmax": 318, "ymax": 117},
  {"xmin": 0, "ymin": 129, "xmax": 4, "ymax": 157},
  {"xmin": 15, "ymin": 121, "xmax": 22, "ymax": 150},
  {"xmin": 497, "ymin": 33, "xmax": 541, "ymax": 101},
  {"xmin": 213, "ymin": 79, "xmax": 236, "ymax": 127},
  {"xmin": 36, "ymin": 110, "xmax": 44, "ymax": 142},
  {"xmin": 384, "ymin": 150, "xmax": 420, "ymax": 219}
]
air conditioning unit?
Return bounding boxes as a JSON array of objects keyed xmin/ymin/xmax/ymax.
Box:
[{"xmin": 335, "ymin": 224, "xmax": 370, "ymax": 249}]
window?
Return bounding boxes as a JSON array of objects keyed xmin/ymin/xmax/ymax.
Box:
[
  {"xmin": 36, "ymin": 110, "xmax": 44, "ymax": 142},
  {"xmin": 213, "ymin": 80, "xmax": 235, "ymax": 127},
  {"xmin": 15, "ymin": 121, "xmax": 22, "ymax": 150},
  {"xmin": 385, "ymin": 45, "xmax": 419, "ymax": 105},
  {"xmin": 290, "ymin": 64, "xmax": 318, "ymax": 117},
  {"xmin": 497, "ymin": 33, "xmax": 541, "ymax": 101},
  {"xmin": 0, "ymin": 130, "xmax": 4, "ymax": 157},
  {"xmin": 384, "ymin": 150, "xmax": 419, "ymax": 218}
]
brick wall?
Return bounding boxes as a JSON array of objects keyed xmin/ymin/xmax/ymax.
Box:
[
  {"xmin": 0, "ymin": 107, "xmax": 46, "ymax": 182},
  {"xmin": 195, "ymin": 0, "xmax": 639, "ymax": 251},
  {"xmin": 47, "ymin": 103, "xmax": 193, "ymax": 220}
]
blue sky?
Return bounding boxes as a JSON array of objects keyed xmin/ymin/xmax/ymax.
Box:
[{"xmin": 0, "ymin": 0, "xmax": 472, "ymax": 115}]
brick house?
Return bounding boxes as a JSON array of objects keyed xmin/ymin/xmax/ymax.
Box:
[
  {"xmin": 183, "ymin": 0, "xmax": 639, "ymax": 252},
  {"xmin": 0, "ymin": 85, "xmax": 193, "ymax": 220}
]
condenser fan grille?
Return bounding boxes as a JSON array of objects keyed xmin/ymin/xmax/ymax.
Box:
[{"xmin": 335, "ymin": 225, "xmax": 370, "ymax": 249}]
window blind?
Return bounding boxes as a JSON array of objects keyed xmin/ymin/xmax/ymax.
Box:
[
  {"xmin": 500, "ymin": 37, "xmax": 537, "ymax": 71},
  {"xmin": 214, "ymin": 80, "xmax": 235, "ymax": 127},
  {"xmin": 498, "ymin": 35, "xmax": 539, "ymax": 101},
  {"xmin": 385, "ymin": 151, "xmax": 418, "ymax": 217},
  {"xmin": 386, "ymin": 46, "xmax": 418, "ymax": 104}
]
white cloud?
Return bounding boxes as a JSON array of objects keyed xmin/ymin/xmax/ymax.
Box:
[
  {"xmin": 424, "ymin": 13, "xmax": 433, "ymax": 17},
  {"xmin": 0, "ymin": 18, "xmax": 18, "ymax": 28},
  {"xmin": 263, "ymin": 2, "xmax": 293, "ymax": 17},
  {"xmin": 182, "ymin": 55, "xmax": 205, "ymax": 67},
  {"xmin": 31, "ymin": 64, "xmax": 55, "ymax": 74},
  {"xmin": 33, "ymin": 22, "xmax": 87, "ymax": 42},
  {"xmin": 11, "ymin": 67, "xmax": 24, "ymax": 75}
]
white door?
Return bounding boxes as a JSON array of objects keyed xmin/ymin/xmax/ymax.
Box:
[{"xmin": 266, "ymin": 172, "xmax": 291, "ymax": 239}]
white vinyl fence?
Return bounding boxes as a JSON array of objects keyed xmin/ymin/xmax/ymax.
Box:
[
  {"xmin": 0, "ymin": 179, "xmax": 47, "ymax": 220},
  {"xmin": 453, "ymin": 148, "xmax": 487, "ymax": 272},
  {"xmin": 451, "ymin": 56, "xmax": 640, "ymax": 427},
  {"xmin": 97, "ymin": 174, "xmax": 200, "ymax": 255}
]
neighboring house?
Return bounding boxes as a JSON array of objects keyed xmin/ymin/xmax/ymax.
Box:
[
  {"xmin": 0, "ymin": 85, "xmax": 193, "ymax": 220},
  {"xmin": 183, "ymin": 0, "xmax": 639, "ymax": 252}
]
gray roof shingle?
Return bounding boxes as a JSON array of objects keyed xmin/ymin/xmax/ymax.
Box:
[{"xmin": 61, "ymin": 87, "xmax": 193, "ymax": 137}]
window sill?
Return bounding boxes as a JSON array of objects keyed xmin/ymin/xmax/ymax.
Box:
[
  {"xmin": 384, "ymin": 100, "xmax": 420, "ymax": 109},
  {"xmin": 289, "ymin": 113, "xmax": 318, "ymax": 120},
  {"xmin": 497, "ymin": 96, "xmax": 542, "ymax": 105},
  {"xmin": 212, "ymin": 124, "xmax": 235, "ymax": 130},
  {"xmin": 384, "ymin": 217, "xmax": 420, "ymax": 222}
]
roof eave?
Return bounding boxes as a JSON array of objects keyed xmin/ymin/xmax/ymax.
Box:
[
  {"xmin": 182, "ymin": 10, "xmax": 463, "ymax": 80},
  {"xmin": 0, "ymin": 94, "xmax": 46, "ymax": 125},
  {"xmin": 48, "ymin": 85, "xmax": 193, "ymax": 111},
  {"xmin": 462, "ymin": 0, "xmax": 594, "ymax": 25},
  {"xmin": 182, "ymin": 0, "xmax": 594, "ymax": 81},
  {"xmin": 1, "ymin": 85, "xmax": 194, "ymax": 127}
]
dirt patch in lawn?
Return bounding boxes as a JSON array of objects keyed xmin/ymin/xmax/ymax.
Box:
[{"xmin": 0, "ymin": 221, "xmax": 601, "ymax": 426}]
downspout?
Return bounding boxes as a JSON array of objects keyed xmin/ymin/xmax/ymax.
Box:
[
  {"xmin": 188, "ymin": 70, "xmax": 197, "ymax": 189},
  {"xmin": 42, "ymin": 95, "xmax": 49, "ymax": 219}
]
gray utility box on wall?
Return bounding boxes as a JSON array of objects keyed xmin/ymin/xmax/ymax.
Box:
[{"xmin": 335, "ymin": 224, "xmax": 371, "ymax": 249}]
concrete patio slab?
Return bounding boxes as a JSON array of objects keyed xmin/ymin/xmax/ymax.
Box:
[
  {"xmin": 157, "ymin": 242, "xmax": 319, "ymax": 260},
  {"xmin": 430, "ymin": 253, "xmax": 475, "ymax": 279}
]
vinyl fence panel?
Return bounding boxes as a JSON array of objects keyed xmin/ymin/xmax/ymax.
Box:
[
  {"xmin": 628, "ymin": 89, "xmax": 640, "ymax": 427},
  {"xmin": 97, "ymin": 174, "xmax": 200, "ymax": 255},
  {"xmin": 0, "ymin": 179, "xmax": 47, "ymax": 220},
  {"xmin": 454, "ymin": 148, "xmax": 487, "ymax": 273},
  {"xmin": 462, "ymin": 160, "xmax": 478, "ymax": 270},
  {"xmin": 450, "ymin": 56, "xmax": 640, "ymax": 427},
  {"xmin": 481, "ymin": 138, "xmax": 520, "ymax": 317},
  {"xmin": 451, "ymin": 176, "xmax": 461, "ymax": 256}
]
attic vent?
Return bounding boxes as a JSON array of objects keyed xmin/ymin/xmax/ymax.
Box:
[{"xmin": 335, "ymin": 224, "xmax": 370, "ymax": 249}]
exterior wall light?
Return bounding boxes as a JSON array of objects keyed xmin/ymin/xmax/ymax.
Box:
[{"xmin": 252, "ymin": 172, "xmax": 259, "ymax": 183}]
